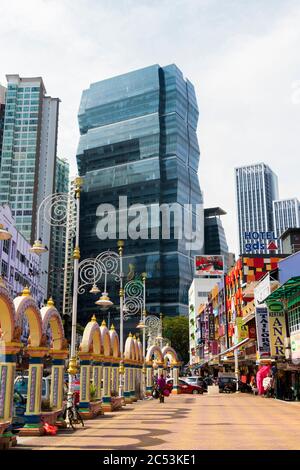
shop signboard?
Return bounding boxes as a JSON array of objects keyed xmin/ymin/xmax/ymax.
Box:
[
  {"xmin": 248, "ymin": 325, "xmax": 256, "ymax": 339},
  {"xmin": 268, "ymin": 311, "xmax": 286, "ymax": 358},
  {"xmin": 195, "ymin": 255, "xmax": 224, "ymax": 276},
  {"xmin": 235, "ymin": 317, "xmax": 249, "ymax": 342},
  {"xmin": 200, "ymin": 321, "xmax": 206, "ymax": 340},
  {"xmin": 254, "ymin": 274, "xmax": 271, "ymax": 307},
  {"xmin": 255, "ymin": 307, "xmax": 271, "ymax": 358},
  {"xmin": 291, "ymin": 332, "xmax": 300, "ymax": 365},
  {"xmin": 208, "ymin": 314, "xmax": 215, "ymax": 340},
  {"xmin": 203, "ymin": 307, "xmax": 209, "ymax": 340},
  {"xmin": 210, "ymin": 340, "xmax": 219, "ymax": 355},
  {"xmin": 268, "ymin": 301, "xmax": 284, "ymax": 312}
]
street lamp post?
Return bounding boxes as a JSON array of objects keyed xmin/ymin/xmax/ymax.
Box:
[
  {"xmin": 30, "ymin": 177, "xmax": 83, "ymax": 422},
  {"xmin": 76, "ymin": 246, "xmax": 147, "ymax": 399},
  {"xmin": 67, "ymin": 177, "xmax": 83, "ymax": 407},
  {"xmin": 76, "ymin": 243, "xmax": 125, "ymax": 396},
  {"xmin": 142, "ymin": 274, "xmax": 147, "ymax": 361}
]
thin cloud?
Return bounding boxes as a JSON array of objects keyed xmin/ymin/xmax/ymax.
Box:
[{"xmin": 0, "ymin": 0, "xmax": 299, "ymax": 254}]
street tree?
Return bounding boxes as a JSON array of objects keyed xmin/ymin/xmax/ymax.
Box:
[{"xmin": 162, "ymin": 316, "xmax": 189, "ymax": 364}]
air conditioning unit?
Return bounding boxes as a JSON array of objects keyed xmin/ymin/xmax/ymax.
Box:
[{"xmin": 284, "ymin": 337, "xmax": 290, "ymax": 348}]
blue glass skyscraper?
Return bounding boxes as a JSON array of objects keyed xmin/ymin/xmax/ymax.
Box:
[{"xmin": 76, "ymin": 64, "xmax": 203, "ymax": 324}]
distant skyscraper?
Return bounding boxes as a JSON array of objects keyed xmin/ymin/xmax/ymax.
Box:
[
  {"xmin": 235, "ymin": 163, "xmax": 279, "ymax": 254},
  {"xmin": 204, "ymin": 207, "xmax": 232, "ymax": 271},
  {"xmin": 204, "ymin": 207, "xmax": 228, "ymax": 254},
  {"xmin": 48, "ymin": 157, "xmax": 69, "ymax": 312},
  {"xmin": 63, "ymin": 179, "xmax": 76, "ymax": 320},
  {"xmin": 0, "ymin": 75, "xmax": 60, "ymax": 298},
  {"xmin": 273, "ymin": 198, "xmax": 300, "ymax": 251},
  {"xmin": 76, "ymin": 64, "xmax": 204, "ymax": 324}
]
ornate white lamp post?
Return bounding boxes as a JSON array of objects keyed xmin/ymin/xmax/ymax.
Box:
[
  {"xmin": 76, "ymin": 242, "xmax": 125, "ymax": 396},
  {"xmin": 30, "ymin": 177, "xmax": 83, "ymax": 419}
]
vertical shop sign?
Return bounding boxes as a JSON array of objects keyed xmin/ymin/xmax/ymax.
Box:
[
  {"xmin": 255, "ymin": 307, "xmax": 271, "ymax": 358},
  {"xmin": 208, "ymin": 314, "xmax": 215, "ymax": 340},
  {"xmin": 203, "ymin": 308, "xmax": 209, "ymax": 340},
  {"xmin": 268, "ymin": 311, "xmax": 286, "ymax": 357},
  {"xmin": 236, "ymin": 317, "xmax": 249, "ymax": 342}
]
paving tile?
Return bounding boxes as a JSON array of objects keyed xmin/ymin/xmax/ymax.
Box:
[{"xmin": 12, "ymin": 394, "xmax": 300, "ymax": 450}]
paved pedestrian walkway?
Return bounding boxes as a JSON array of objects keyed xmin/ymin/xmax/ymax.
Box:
[{"xmin": 13, "ymin": 394, "xmax": 300, "ymax": 450}]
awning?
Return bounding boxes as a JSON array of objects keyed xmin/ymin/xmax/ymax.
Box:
[
  {"xmin": 265, "ymin": 276, "xmax": 300, "ymax": 306},
  {"xmin": 216, "ymin": 338, "xmax": 250, "ymax": 357},
  {"xmin": 242, "ymin": 311, "xmax": 255, "ymax": 325}
]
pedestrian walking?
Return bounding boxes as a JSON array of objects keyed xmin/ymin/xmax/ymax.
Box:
[{"xmin": 157, "ymin": 374, "xmax": 167, "ymax": 403}]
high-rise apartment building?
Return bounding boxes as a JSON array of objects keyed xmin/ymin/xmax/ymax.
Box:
[
  {"xmin": 0, "ymin": 85, "xmax": 6, "ymax": 168},
  {"xmin": 76, "ymin": 64, "xmax": 204, "ymax": 325},
  {"xmin": 0, "ymin": 75, "xmax": 60, "ymax": 299},
  {"xmin": 48, "ymin": 157, "xmax": 69, "ymax": 312},
  {"xmin": 63, "ymin": 179, "xmax": 76, "ymax": 319},
  {"xmin": 235, "ymin": 163, "xmax": 279, "ymax": 255},
  {"xmin": 273, "ymin": 198, "xmax": 300, "ymax": 241}
]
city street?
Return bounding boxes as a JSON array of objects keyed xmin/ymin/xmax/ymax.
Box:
[{"xmin": 14, "ymin": 393, "xmax": 300, "ymax": 451}]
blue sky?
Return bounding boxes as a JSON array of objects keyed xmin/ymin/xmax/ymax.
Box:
[{"xmin": 1, "ymin": 0, "xmax": 300, "ymax": 254}]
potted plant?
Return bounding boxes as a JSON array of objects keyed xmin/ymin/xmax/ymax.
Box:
[{"xmin": 90, "ymin": 384, "xmax": 97, "ymax": 402}]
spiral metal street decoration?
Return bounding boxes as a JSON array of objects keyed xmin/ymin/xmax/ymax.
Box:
[
  {"xmin": 38, "ymin": 193, "xmax": 76, "ymax": 238},
  {"xmin": 123, "ymin": 279, "xmax": 143, "ymax": 320},
  {"xmin": 123, "ymin": 297, "xmax": 143, "ymax": 320},
  {"xmin": 145, "ymin": 314, "xmax": 160, "ymax": 333},
  {"xmin": 78, "ymin": 258, "xmax": 103, "ymax": 294},
  {"xmin": 77, "ymin": 250, "xmax": 121, "ymax": 294},
  {"xmin": 145, "ymin": 315, "xmax": 162, "ymax": 348},
  {"xmin": 96, "ymin": 251, "xmax": 120, "ymax": 283}
]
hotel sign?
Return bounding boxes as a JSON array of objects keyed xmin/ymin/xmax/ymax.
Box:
[{"xmin": 244, "ymin": 231, "xmax": 278, "ymax": 253}]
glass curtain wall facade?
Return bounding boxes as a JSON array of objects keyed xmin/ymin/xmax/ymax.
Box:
[
  {"xmin": 76, "ymin": 64, "xmax": 203, "ymax": 325},
  {"xmin": 204, "ymin": 207, "xmax": 229, "ymax": 270},
  {"xmin": 235, "ymin": 163, "xmax": 279, "ymax": 255}
]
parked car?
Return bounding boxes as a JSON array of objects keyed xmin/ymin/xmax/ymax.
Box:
[
  {"xmin": 181, "ymin": 376, "xmax": 208, "ymax": 391},
  {"xmin": 166, "ymin": 378, "xmax": 204, "ymax": 394},
  {"xmin": 218, "ymin": 376, "xmax": 237, "ymax": 393},
  {"xmin": 14, "ymin": 375, "xmax": 51, "ymax": 400},
  {"xmin": 203, "ymin": 375, "xmax": 217, "ymax": 386}
]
